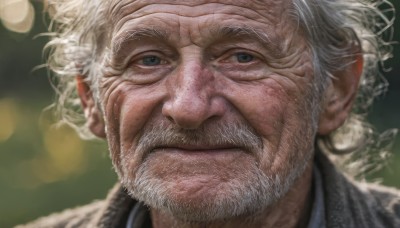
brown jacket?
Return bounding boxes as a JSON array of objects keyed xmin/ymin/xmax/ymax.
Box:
[{"xmin": 17, "ymin": 152, "xmax": 400, "ymax": 228}]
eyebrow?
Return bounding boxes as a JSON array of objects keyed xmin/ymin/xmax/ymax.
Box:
[
  {"xmin": 212, "ymin": 25, "xmax": 272, "ymax": 46},
  {"xmin": 111, "ymin": 25, "xmax": 273, "ymax": 61},
  {"xmin": 112, "ymin": 27, "xmax": 169, "ymax": 54}
]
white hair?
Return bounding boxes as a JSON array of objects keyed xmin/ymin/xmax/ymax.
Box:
[
  {"xmin": 291, "ymin": 0, "xmax": 397, "ymax": 177},
  {"xmin": 44, "ymin": 0, "xmax": 396, "ymax": 176}
]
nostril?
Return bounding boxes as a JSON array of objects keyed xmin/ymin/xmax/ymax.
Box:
[{"xmin": 166, "ymin": 116, "xmax": 174, "ymax": 123}]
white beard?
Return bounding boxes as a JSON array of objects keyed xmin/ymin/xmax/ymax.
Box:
[{"xmin": 115, "ymin": 120, "xmax": 312, "ymax": 222}]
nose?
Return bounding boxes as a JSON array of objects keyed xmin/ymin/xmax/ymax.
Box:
[{"xmin": 162, "ymin": 60, "xmax": 224, "ymax": 129}]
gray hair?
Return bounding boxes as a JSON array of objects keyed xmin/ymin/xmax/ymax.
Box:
[
  {"xmin": 44, "ymin": 0, "xmax": 396, "ymax": 177},
  {"xmin": 291, "ymin": 0, "xmax": 397, "ymax": 177}
]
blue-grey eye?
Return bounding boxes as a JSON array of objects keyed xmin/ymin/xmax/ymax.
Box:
[
  {"xmin": 142, "ymin": 56, "xmax": 161, "ymax": 66},
  {"xmin": 236, "ymin": 53, "xmax": 254, "ymax": 63}
]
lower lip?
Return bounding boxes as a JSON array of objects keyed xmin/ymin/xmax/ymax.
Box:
[{"xmin": 151, "ymin": 148, "xmax": 244, "ymax": 158}]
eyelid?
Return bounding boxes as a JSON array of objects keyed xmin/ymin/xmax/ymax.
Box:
[
  {"xmin": 130, "ymin": 51, "xmax": 169, "ymax": 67},
  {"xmin": 218, "ymin": 49, "xmax": 262, "ymax": 63}
]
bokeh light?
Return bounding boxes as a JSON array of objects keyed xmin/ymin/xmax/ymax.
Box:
[
  {"xmin": 0, "ymin": 98, "xmax": 17, "ymax": 142},
  {"xmin": 0, "ymin": 0, "xmax": 35, "ymax": 33}
]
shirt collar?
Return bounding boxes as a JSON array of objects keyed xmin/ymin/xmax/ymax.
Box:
[{"xmin": 307, "ymin": 164, "xmax": 326, "ymax": 228}]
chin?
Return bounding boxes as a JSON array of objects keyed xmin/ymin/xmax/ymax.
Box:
[{"xmin": 119, "ymin": 152, "xmax": 307, "ymax": 222}]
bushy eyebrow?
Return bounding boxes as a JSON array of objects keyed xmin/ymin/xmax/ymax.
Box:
[{"xmin": 112, "ymin": 27, "xmax": 169, "ymax": 54}]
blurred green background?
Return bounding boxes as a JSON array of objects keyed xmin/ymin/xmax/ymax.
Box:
[{"xmin": 0, "ymin": 1, "xmax": 399, "ymax": 227}]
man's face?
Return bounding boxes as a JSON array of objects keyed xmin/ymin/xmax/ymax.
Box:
[{"xmin": 99, "ymin": 0, "xmax": 319, "ymax": 221}]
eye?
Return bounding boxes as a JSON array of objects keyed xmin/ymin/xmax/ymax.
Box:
[
  {"xmin": 218, "ymin": 51, "xmax": 258, "ymax": 64},
  {"xmin": 235, "ymin": 52, "xmax": 254, "ymax": 63},
  {"xmin": 139, "ymin": 55, "xmax": 162, "ymax": 66}
]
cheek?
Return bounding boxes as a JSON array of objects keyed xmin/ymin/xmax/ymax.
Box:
[
  {"xmin": 221, "ymin": 78, "xmax": 314, "ymax": 173},
  {"xmin": 101, "ymin": 81, "xmax": 125, "ymax": 168},
  {"xmin": 101, "ymin": 80, "xmax": 166, "ymax": 174},
  {"xmin": 223, "ymin": 80, "xmax": 290, "ymax": 144},
  {"xmin": 119, "ymin": 96, "xmax": 155, "ymax": 151}
]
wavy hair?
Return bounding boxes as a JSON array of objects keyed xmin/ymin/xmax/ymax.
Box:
[
  {"xmin": 44, "ymin": 0, "xmax": 397, "ymax": 177},
  {"xmin": 292, "ymin": 0, "xmax": 397, "ymax": 177}
]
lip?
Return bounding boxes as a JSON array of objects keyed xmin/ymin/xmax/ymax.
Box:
[
  {"xmin": 152, "ymin": 144, "xmax": 242, "ymax": 152},
  {"xmin": 149, "ymin": 146, "xmax": 245, "ymax": 159}
]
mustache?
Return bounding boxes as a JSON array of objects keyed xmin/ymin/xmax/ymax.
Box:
[{"xmin": 134, "ymin": 120, "xmax": 263, "ymax": 157}]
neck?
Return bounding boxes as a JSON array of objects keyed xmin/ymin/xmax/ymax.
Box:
[{"xmin": 150, "ymin": 162, "xmax": 314, "ymax": 228}]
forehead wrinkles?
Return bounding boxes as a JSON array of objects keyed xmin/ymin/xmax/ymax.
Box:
[{"xmin": 108, "ymin": 0, "xmax": 292, "ymax": 32}]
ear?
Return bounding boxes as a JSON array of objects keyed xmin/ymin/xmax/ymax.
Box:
[
  {"xmin": 76, "ymin": 76, "xmax": 106, "ymax": 138},
  {"xmin": 317, "ymin": 53, "xmax": 363, "ymax": 135}
]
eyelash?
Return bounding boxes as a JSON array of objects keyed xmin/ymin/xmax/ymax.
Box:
[
  {"xmin": 131, "ymin": 53, "xmax": 168, "ymax": 68},
  {"xmin": 217, "ymin": 50, "xmax": 261, "ymax": 65},
  {"xmin": 128, "ymin": 49, "xmax": 261, "ymax": 70},
  {"xmin": 139, "ymin": 56, "xmax": 163, "ymax": 66}
]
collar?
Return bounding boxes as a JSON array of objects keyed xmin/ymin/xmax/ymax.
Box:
[{"xmin": 307, "ymin": 163, "xmax": 326, "ymax": 228}]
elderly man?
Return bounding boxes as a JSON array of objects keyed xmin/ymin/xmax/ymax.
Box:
[{"xmin": 20, "ymin": 0, "xmax": 400, "ymax": 227}]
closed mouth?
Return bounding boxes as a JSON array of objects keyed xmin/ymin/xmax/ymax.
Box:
[{"xmin": 152, "ymin": 143, "xmax": 242, "ymax": 151}]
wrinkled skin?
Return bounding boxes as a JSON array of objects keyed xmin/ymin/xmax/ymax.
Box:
[{"xmin": 78, "ymin": 0, "xmax": 362, "ymax": 227}]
